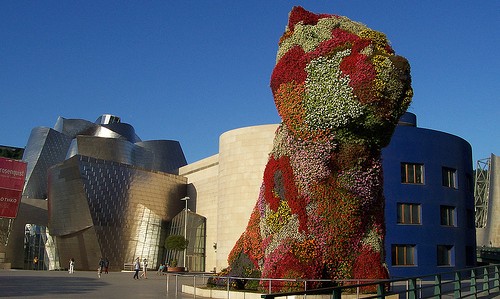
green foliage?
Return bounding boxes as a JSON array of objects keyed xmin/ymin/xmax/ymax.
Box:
[
  {"xmin": 170, "ymin": 259, "xmax": 178, "ymax": 267},
  {"xmin": 164, "ymin": 235, "xmax": 189, "ymax": 252},
  {"xmin": 0, "ymin": 147, "xmax": 24, "ymax": 159},
  {"xmin": 228, "ymin": 252, "xmax": 261, "ymax": 290}
]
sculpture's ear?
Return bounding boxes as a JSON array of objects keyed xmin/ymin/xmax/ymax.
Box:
[
  {"xmin": 287, "ymin": 6, "xmax": 333, "ymax": 32},
  {"xmin": 287, "ymin": 6, "xmax": 319, "ymax": 31}
]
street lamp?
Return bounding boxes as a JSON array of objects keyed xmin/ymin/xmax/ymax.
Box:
[{"xmin": 180, "ymin": 196, "xmax": 190, "ymax": 270}]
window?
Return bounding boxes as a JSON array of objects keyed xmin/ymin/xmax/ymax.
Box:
[
  {"xmin": 442, "ymin": 167, "xmax": 457, "ymax": 188},
  {"xmin": 401, "ymin": 163, "xmax": 424, "ymax": 184},
  {"xmin": 440, "ymin": 206, "xmax": 456, "ymax": 226},
  {"xmin": 437, "ymin": 245, "xmax": 453, "ymax": 266},
  {"xmin": 397, "ymin": 203, "xmax": 421, "ymax": 224},
  {"xmin": 392, "ymin": 244, "xmax": 416, "ymax": 266}
]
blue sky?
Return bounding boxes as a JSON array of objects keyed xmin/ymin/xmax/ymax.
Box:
[{"xmin": 1, "ymin": 1, "xmax": 498, "ymax": 164}]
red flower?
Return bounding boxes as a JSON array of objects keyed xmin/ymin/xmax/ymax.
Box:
[
  {"xmin": 287, "ymin": 6, "xmax": 334, "ymax": 32},
  {"xmin": 340, "ymin": 53, "xmax": 377, "ymax": 104},
  {"xmin": 307, "ymin": 28, "xmax": 359, "ymax": 59},
  {"xmin": 263, "ymin": 155, "xmax": 309, "ymax": 232},
  {"xmin": 270, "ymin": 46, "xmax": 308, "ymax": 95},
  {"xmin": 352, "ymin": 245, "xmax": 389, "ymax": 292}
]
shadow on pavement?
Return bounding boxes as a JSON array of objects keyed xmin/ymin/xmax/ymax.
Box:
[{"xmin": 0, "ymin": 275, "xmax": 108, "ymax": 297}]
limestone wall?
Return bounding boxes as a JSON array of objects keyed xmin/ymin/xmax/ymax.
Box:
[
  {"xmin": 180, "ymin": 155, "xmax": 220, "ymax": 272},
  {"xmin": 180, "ymin": 124, "xmax": 278, "ymax": 272},
  {"xmin": 216, "ymin": 124, "xmax": 277, "ymax": 271}
]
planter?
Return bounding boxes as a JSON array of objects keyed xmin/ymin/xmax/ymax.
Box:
[{"xmin": 167, "ymin": 266, "xmax": 186, "ymax": 272}]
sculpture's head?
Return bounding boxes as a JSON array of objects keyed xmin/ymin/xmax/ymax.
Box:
[{"xmin": 271, "ymin": 6, "xmax": 412, "ymax": 147}]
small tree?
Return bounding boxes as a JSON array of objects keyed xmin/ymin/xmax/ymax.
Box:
[{"xmin": 164, "ymin": 235, "xmax": 189, "ymax": 267}]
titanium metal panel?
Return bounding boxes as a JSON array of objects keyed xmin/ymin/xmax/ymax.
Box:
[
  {"xmin": 22, "ymin": 127, "xmax": 72, "ymax": 199},
  {"xmin": 101, "ymin": 122, "xmax": 141, "ymax": 143},
  {"xmin": 135, "ymin": 140, "xmax": 187, "ymax": 174},
  {"xmin": 15, "ymin": 114, "xmax": 191, "ymax": 271},
  {"xmin": 48, "ymin": 155, "xmax": 188, "ymax": 271},
  {"xmin": 54, "ymin": 117, "xmax": 98, "ymax": 137},
  {"xmin": 66, "ymin": 135, "xmax": 152, "ymax": 168}
]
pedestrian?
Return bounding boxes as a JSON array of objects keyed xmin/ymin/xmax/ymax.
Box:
[
  {"xmin": 33, "ymin": 256, "xmax": 38, "ymax": 270},
  {"xmin": 140, "ymin": 258, "xmax": 148, "ymax": 279},
  {"xmin": 133, "ymin": 257, "xmax": 140, "ymax": 279},
  {"xmin": 69, "ymin": 258, "xmax": 75, "ymax": 274},
  {"xmin": 104, "ymin": 257, "xmax": 109, "ymax": 274},
  {"xmin": 98, "ymin": 257, "xmax": 105, "ymax": 278},
  {"xmin": 156, "ymin": 264, "xmax": 165, "ymax": 275}
]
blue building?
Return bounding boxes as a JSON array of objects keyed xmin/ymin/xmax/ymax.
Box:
[{"xmin": 383, "ymin": 112, "xmax": 476, "ymax": 277}]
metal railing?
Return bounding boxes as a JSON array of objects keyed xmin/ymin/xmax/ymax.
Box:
[
  {"xmin": 262, "ymin": 264, "xmax": 500, "ymax": 299},
  {"xmin": 166, "ymin": 264, "xmax": 500, "ymax": 299}
]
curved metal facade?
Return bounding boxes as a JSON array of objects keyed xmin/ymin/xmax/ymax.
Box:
[
  {"xmin": 23, "ymin": 127, "xmax": 72, "ymax": 199},
  {"xmin": 9, "ymin": 114, "xmax": 190, "ymax": 270},
  {"xmin": 48, "ymin": 155, "xmax": 187, "ymax": 271},
  {"xmin": 135, "ymin": 140, "xmax": 187, "ymax": 174},
  {"xmin": 382, "ymin": 113, "xmax": 476, "ymax": 277}
]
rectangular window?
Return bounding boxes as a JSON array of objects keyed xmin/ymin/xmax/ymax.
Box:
[
  {"xmin": 437, "ymin": 245, "xmax": 453, "ymax": 266},
  {"xmin": 392, "ymin": 244, "xmax": 416, "ymax": 266},
  {"xmin": 442, "ymin": 167, "xmax": 457, "ymax": 188},
  {"xmin": 397, "ymin": 203, "xmax": 421, "ymax": 224},
  {"xmin": 440, "ymin": 206, "xmax": 456, "ymax": 226},
  {"xmin": 401, "ymin": 163, "xmax": 424, "ymax": 184}
]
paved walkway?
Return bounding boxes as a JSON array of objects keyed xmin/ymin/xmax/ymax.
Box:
[
  {"xmin": 3, "ymin": 269, "xmax": 499, "ymax": 298},
  {"xmin": 0, "ymin": 269, "xmax": 209, "ymax": 298}
]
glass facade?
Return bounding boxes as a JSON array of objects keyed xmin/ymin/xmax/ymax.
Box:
[
  {"xmin": 165, "ymin": 210, "xmax": 206, "ymax": 272},
  {"xmin": 23, "ymin": 224, "xmax": 59, "ymax": 270}
]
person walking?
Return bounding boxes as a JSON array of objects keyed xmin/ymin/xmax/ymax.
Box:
[
  {"xmin": 139, "ymin": 258, "xmax": 148, "ymax": 279},
  {"xmin": 133, "ymin": 257, "xmax": 140, "ymax": 279},
  {"xmin": 98, "ymin": 257, "xmax": 105, "ymax": 278},
  {"xmin": 104, "ymin": 257, "xmax": 109, "ymax": 274},
  {"xmin": 69, "ymin": 258, "xmax": 75, "ymax": 274}
]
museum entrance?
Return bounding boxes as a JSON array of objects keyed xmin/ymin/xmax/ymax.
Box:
[
  {"xmin": 164, "ymin": 210, "xmax": 206, "ymax": 272},
  {"xmin": 23, "ymin": 224, "xmax": 60, "ymax": 270}
]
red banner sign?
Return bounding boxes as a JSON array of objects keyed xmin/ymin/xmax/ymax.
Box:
[
  {"xmin": 0, "ymin": 157, "xmax": 27, "ymax": 218},
  {"xmin": 0, "ymin": 188, "xmax": 23, "ymax": 218}
]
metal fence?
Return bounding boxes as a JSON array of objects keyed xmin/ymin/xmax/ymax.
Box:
[{"xmin": 167, "ymin": 264, "xmax": 500, "ymax": 299}]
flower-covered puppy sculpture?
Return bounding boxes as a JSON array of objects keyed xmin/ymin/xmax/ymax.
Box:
[{"xmin": 227, "ymin": 6, "xmax": 413, "ymax": 291}]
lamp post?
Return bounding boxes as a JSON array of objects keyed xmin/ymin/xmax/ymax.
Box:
[{"xmin": 180, "ymin": 196, "xmax": 190, "ymax": 270}]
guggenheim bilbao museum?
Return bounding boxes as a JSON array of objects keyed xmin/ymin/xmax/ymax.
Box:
[{"xmin": 0, "ymin": 111, "xmax": 484, "ymax": 277}]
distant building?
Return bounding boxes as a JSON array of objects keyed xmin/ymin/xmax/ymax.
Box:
[{"xmin": 476, "ymin": 153, "xmax": 500, "ymax": 264}]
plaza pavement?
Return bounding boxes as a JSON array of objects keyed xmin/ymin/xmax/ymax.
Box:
[
  {"xmin": 2, "ymin": 269, "xmax": 499, "ymax": 299},
  {"xmin": 0, "ymin": 269, "xmax": 210, "ymax": 299}
]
